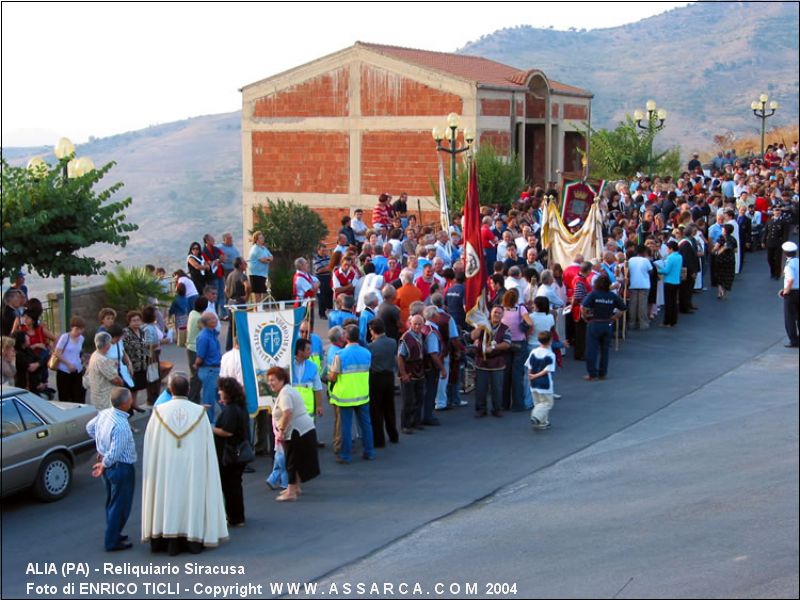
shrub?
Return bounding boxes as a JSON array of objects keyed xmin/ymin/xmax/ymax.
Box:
[
  {"xmin": 104, "ymin": 266, "xmax": 170, "ymax": 314},
  {"xmin": 436, "ymin": 144, "xmax": 524, "ymax": 212}
]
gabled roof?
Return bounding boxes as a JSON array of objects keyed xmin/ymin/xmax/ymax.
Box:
[{"xmin": 357, "ymin": 42, "xmax": 593, "ymax": 98}]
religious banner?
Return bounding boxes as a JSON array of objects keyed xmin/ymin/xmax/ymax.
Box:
[
  {"xmin": 463, "ymin": 160, "xmax": 490, "ymax": 336},
  {"xmin": 541, "ymin": 196, "xmax": 604, "ymax": 269},
  {"xmin": 235, "ymin": 306, "xmax": 305, "ymax": 415},
  {"xmin": 561, "ymin": 180, "xmax": 598, "ymax": 226}
]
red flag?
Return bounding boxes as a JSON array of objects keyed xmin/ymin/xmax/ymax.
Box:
[{"xmin": 463, "ymin": 161, "xmax": 489, "ymax": 330}]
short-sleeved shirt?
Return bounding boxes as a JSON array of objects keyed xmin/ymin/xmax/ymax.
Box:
[
  {"xmin": 186, "ymin": 310, "xmax": 203, "ymax": 352},
  {"xmin": 527, "ymin": 347, "xmax": 555, "ymax": 394},
  {"xmin": 248, "ymin": 245, "xmax": 273, "ymax": 278},
  {"xmin": 582, "ymin": 291, "xmax": 627, "ymax": 321},
  {"xmin": 785, "ymin": 257, "xmax": 799, "ymax": 290},
  {"xmin": 445, "ymin": 283, "xmax": 467, "ymax": 330},
  {"xmin": 217, "ymin": 243, "xmax": 240, "ymax": 272},
  {"xmin": 627, "ymin": 256, "xmax": 653, "ymax": 290},
  {"xmin": 196, "ymin": 328, "xmax": 221, "ymax": 367},
  {"xmin": 55, "ymin": 333, "xmax": 84, "ymax": 374},
  {"xmin": 274, "ymin": 385, "xmax": 315, "ymax": 438},
  {"xmin": 86, "ymin": 352, "xmax": 119, "ymax": 411},
  {"xmin": 531, "ymin": 312, "xmax": 555, "ymax": 336},
  {"xmin": 423, "ymin": 322, "xmax": 441, "ymax": 355},
  {"xmin": 501, "ymin": 305, "xmax": 529, "ymax": 342}
]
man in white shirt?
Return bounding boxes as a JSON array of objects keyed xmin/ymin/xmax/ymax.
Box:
[
  {"xmin": 352, "ymin": 209, "xmax": 368, "ymax": 246},
  {"xmin": 434, "ymin": 231, "xmax": 453, "ymax": 267},
  {"xmin": 504, "ymin": 266, "xmax": 529, "ymax": 305},
  {"xmin": 627, "ymin": 245, "xmax": 653, "ymax": 330},
  {"xmin": 496, "ymin": 230, "xmax": 515, "ymax": 262}
]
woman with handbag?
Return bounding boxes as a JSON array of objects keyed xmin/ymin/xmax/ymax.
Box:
[
  {"xmin": 266, "ymin": 366, "xmax": 320, "ymax": 503},
  {"xmin": 500, "ymin": 289, "xmax": 534, "ymax": 412},
  {"xmin": 212, "ymin": 377, "xmax": 250, "ymax": 528},
  {"xmin": 142, "ymin": 305, "xmax": 164, "ymax": 405},
  {"xmin": 52, "ymin": 316, "xmax": 86, "ymax": 403},
  {"xmin": 122, "ymin": 311, "xmax": 148, "ymax": 413}
]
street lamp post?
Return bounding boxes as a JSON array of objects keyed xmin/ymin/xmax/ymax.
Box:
[
  {"xmin": 633, "ymin": 100, "xmax": 667, "ymax": 179},
  {"xmin": 750, "ymin": 93, "xmax": 779, "ymax": 158},
  {"xmin": 432, "ymin": 113, "xmax": 475, "ymax": 207},
  {"xmin": 28, "ymin": 137, "xmax": 95, "ymax": 329}
]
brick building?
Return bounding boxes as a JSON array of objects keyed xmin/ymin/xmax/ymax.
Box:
[{"xmin": 240, "ymin": 42, "xmax": 592, "ymax": 244}]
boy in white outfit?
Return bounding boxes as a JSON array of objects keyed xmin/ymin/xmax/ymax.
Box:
[{"xmin": 527, "ymin": 330, "xmax": 556, "ymax": 430}]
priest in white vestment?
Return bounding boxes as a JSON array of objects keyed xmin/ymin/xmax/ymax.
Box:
[{"xmin": 141, "ymin": 372, "xmax": 228, "ymax": 553}]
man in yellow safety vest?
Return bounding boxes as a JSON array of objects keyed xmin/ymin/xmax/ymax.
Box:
[{"xmin": 328, "ymin": 325, "xmax": 375, "ymax": 464}]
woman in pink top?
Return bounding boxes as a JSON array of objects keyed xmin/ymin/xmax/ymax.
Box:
[{"xmin": 500, "ymin": 289, "xmax": 534, "ymax": 412}]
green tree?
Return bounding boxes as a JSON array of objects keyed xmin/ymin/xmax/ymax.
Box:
[
  {"xmin": 437, "ymin": 144, "xmax": 524, "ymax": 213},
  {"xmin": 1, "ymin": 157, "xmax": 138, "ymax": 282},
  {"xmin": 584, "ymin": 116, "xmax": 681, "ymax": 180},
  {"xmin": 251, "ymin": 198, "xmax": 328, "ymax": 300}
]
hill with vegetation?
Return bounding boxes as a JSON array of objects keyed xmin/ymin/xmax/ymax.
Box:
[{"xmin": 459, "ymin": 1, "xmax": 799, "ymax": 153}]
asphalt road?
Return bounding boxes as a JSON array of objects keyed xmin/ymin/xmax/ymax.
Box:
[{"xmin": 2, "ymin": 251, "xmax": 798, "ymax": 599}]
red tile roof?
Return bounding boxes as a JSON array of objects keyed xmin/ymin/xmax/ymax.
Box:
[{"xmin": 358, "ymin": 42, "xmax": 592, "ymax": 97}]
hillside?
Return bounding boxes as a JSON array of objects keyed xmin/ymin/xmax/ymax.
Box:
[
  {"xmin": 4, "ymin": 112, "xmax": 242, "ymax": 293},
  {"xmin": 459, "ymin": 1, "xmax": 799, "ymax": 152}
]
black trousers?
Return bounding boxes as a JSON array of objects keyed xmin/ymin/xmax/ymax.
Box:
[
  {"xmin": 679, "ymin": 275, "xmax": 695, "ymax": 313},
  {"xmin": 664, "ymin": 283, "xmax": 680, "ymax": 326},
  {"xmin": 767, "ymin": 246, "xmax": 783, "ymax": 278},
  {"xmin": 219, "ymin": 463, "xmax": 245, "ymax": 525},
  {"xmin": 369, "ymin": 371, "xmax": 398, "ymax": 446},
  {"xmin": 56, "ymin": 370, "xmax": 85, "ymax": 403},
  {"xmin": 400, "ymin": 378, "xmax": 424, "ymax": 429},
  {"xmin": 317, "ymin": 274, "xmax": 333, "ymax": 318},
  {"xmin": 785, "ymin": 290, "xmax": 799, "ymax": 346}
]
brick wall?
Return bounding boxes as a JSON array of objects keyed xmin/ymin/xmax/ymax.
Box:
[
  {"xmin": 479, "ymin": 130, "xmax": 511, "ymax": 155},
  {"xmin": 552, "ymin": 103, "xmax": 560, "ymax": 119},
  {"xmin": 253, "ymin": 68, "xmax": 349, "ymax": 118},
  {"xmin": 563, "ymin": 132, "xmax": 585, "ymax": 173},
  {"xmin": 526, "ymin": 96, "xmax": 545, "ymax": 118},
  {"xmin": 480, "ymin": 99, "xmax": 511, "ymax": 116},
  {"xmin": 564, "ymin": 104, "xmax": 588, "ymax": 120},
  {"xmin": 361, "ymin": 131, "xmax": 441, "ymax": 196},
  {"xmin": 516, "ymin": 100, "xmax": 524, "ymax": 117},
  {"xmin": 361, "ymin": 66, "xmax": 463, "ymax": 116},
  {"xmin": 252, "ymin": 132, "xmax": 349, "ymax": 194}
]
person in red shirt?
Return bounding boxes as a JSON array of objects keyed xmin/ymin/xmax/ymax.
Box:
[
  {"xmin": 480, "ymin": 216, "xmax": 497, "ymax": 272},
  {"xmin": 415, "ymin": 264, "xmax": 436, "ymax": 301},
  {"xmin": 372, "ymin": 193, "xmax": 393, "ymax": 229},
  {"xmin": 562, "ymin": 253, "xmax": 583, "ymax": 346},
  {"xmin": 331, "ymin": 255, "xmax": 357, "ymax": 300}
]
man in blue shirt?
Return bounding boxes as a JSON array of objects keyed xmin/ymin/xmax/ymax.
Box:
[
  {"xmin": 194, "ymin": 313, "xmax": 221, "ymax": 419},
  {"xmin": 657, "ymin": 241, "xmax": 683, "ymax": 328},
  {"xmin": 581, "ymin": 276, "xmax": 627, "ymax": 381},
  {"xmin": 86, "ymin": 388, "xmax": 137, "ymax": 552}
]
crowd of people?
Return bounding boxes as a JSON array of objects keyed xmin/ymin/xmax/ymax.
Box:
[{"xmin": 1, "ymin": 143, "xmax": 798, "ymax": 553}]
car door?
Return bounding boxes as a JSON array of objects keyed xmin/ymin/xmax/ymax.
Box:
[{"xmin": 1, "ymin": 397, "xmax": 49, "ymax": 495}]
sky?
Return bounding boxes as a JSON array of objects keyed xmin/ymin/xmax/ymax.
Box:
[{"xmin": 1, "ymin": 1, "xmax": 690, "ymax": 148}]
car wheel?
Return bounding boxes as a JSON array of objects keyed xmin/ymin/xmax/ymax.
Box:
[{"xmin": 34, "ymin": 453, "xmax": 72, "ymax": 502}]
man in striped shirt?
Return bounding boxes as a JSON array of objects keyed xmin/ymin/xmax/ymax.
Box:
[{"xmin": 86, "ymin": 388, "xmax": 137, "ymax": 552}]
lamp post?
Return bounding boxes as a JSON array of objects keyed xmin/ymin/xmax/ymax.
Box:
[
  {"xmin": 750, "ymin": 93, "xmax": 778, "ymax": 158},
  {"xmin": 432, "ymin": 113, "xmax": 475, "ymax": 207},
  {"xmin": 27, "ymin": 137, "xmax": 95, "ymax": 329},
  {"xmin": 633, "ymin": 100, "xmax": 667, "ymax": 179}
]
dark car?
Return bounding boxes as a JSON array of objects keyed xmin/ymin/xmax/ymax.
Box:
[{"xmin": 1, "ymin": 387, "xmax": 97, "ymax": 501}]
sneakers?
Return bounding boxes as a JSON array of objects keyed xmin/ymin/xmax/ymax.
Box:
[
  {"xmin": 553, "ymin": 394, "xmax": 562, "ymax": 399},
  {"xmin": 531, "ymin": 417, "xmax": 550, "ymax": 430}
]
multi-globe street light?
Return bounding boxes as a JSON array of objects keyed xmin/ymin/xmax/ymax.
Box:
[
  {"xmin": 633, "ymin": 100, "xmax": 667, "ymax": 179},
  {"xmin": 750, "ymin": 93, "xmax": 779, "ymax": 158}
]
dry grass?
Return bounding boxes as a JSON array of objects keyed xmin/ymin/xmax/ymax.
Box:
[{"xmin": 702, "ymin": 125, "xmax": 799, "ymax": 160}]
